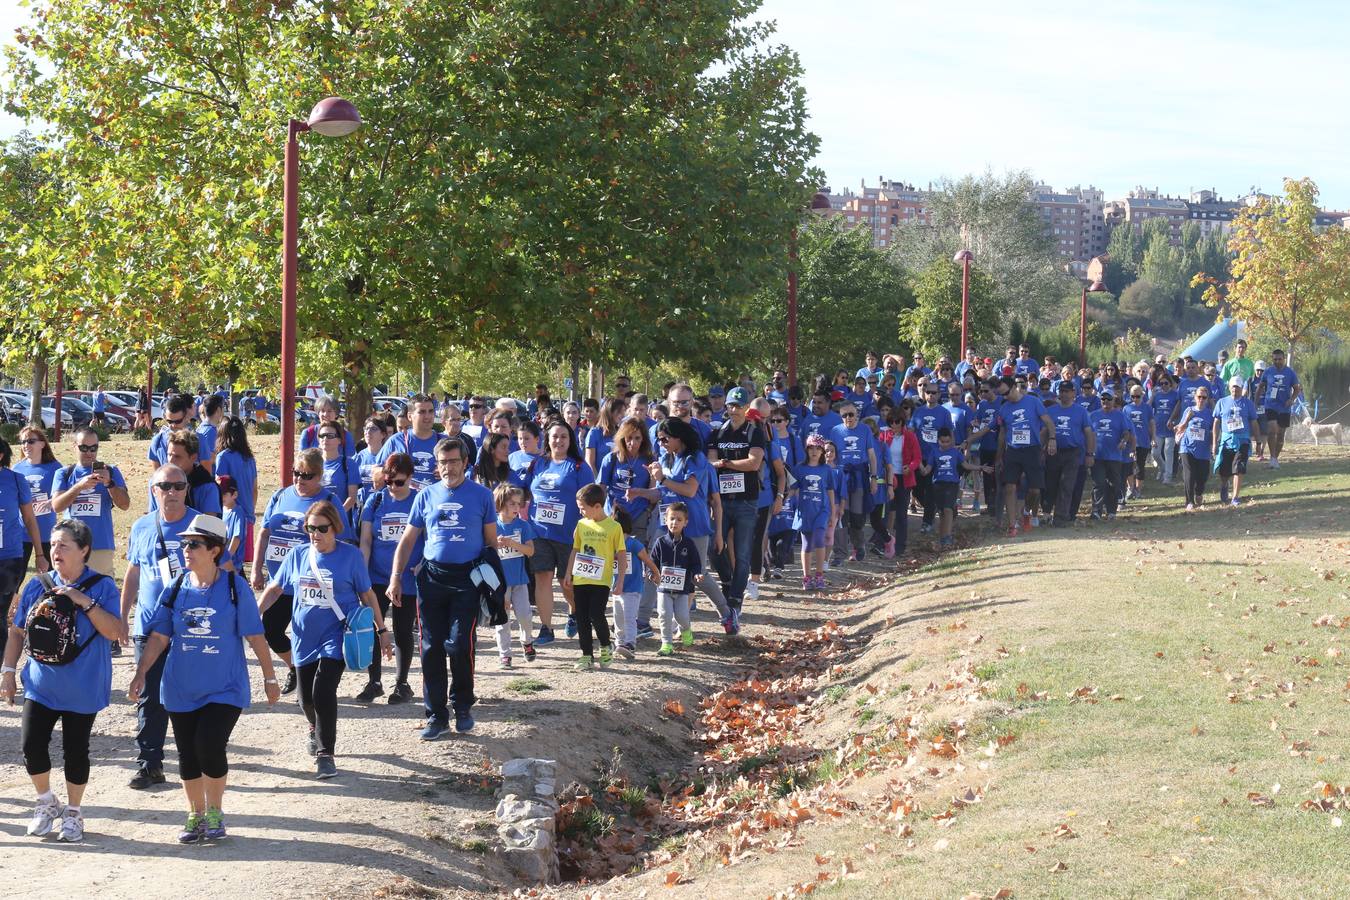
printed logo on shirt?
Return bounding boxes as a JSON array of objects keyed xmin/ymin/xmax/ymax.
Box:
[
  {"xmin": 181, "ymin": 606, "xmax": 219, "ymax": 637},
  {"xmin": 435, "ymin": 502, "xmax": 465, "ymax": 541}
]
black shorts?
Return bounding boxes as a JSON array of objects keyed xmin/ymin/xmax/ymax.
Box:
[
  {"xmin": 933, "ymin": 481, "xmax": 960, "ymax": 510},
  {"xmin": 1002, "ymin": 446, "xmax": 1045, "ymax": 491},
  {"xmin": 529, "ymin": 537, "xmax": 572, "ymax": 579},
  {"xmin": 1133, "ymin": 447, "xmax": 1150, "ymax": 479},
  {"xmin": 1218, "ymin": 443, "xmax": 1250, "ymax": 477},
  {"xmin": 0, "ymin": 557, "xmax": 26, "ymax": 601},
  {"xmin": 1265, "ymin": 410, "xmax": 1291, "ymax": 429}
]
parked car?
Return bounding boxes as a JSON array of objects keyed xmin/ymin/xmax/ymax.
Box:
[
  {"xmin": 372, "ymin": 395, "xmax": 409, "ymax": 414},
  {"xmin": 0, "ymin": 395, "xmax": 26, "ymax": 426},
  {"xmin": 44, "ymin": 395, "xmax": 96, "ymax": 429},
  {"xmin": 105, "ymin": 390, "xmax": 163, "ymax": 422},
  {"xmin": 0, "ymin": 391, "xmax": 74, "ymax": 430},
  {"xmin": 65, "ymin": 391, "xmax": 134, "ymax": 432}
]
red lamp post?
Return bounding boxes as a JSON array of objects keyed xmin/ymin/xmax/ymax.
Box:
[
  {"xmin": 280, "ymin": 97, "xmax": 361, "ymax": 487},
  {"xmin": 787, "ymin": 192, "xmax": 833, "ymax": 387},
  {"xmin": 1079, "ymin": 279, "xmax": 1107, "ymax": 366},
  {"xmin": 953, "ymin": 249, "xmax": 973, "ymax": 358}
]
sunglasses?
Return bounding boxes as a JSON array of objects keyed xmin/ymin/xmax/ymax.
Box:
[
  {"xmin": 77, "ymin": 443, "xmax": 100, "ymax": 453},
  {"xmin": 293, "ymin": 470, "xmax": 318, "ymax": 480},
  {"xmin": 387, "ymin": 477, "xmax": 409, "ymax": 487},
  {"xmin": 924, "ymin": 390, "xmax": 939, "ymax": 395},
  {"xmin": 469, "ymin": 404, "xmax": 484, "ymax": 409},
  {"xmin": 841, "ymin": 412, "xmax": 858, "ymax": 419},
  {"xmin": 304, "ymin": 523, "xmax": 333, "ymax": 534},
  {"xmin": 770, "ymin": 418, "xmax": 787, "ymax": 424},
  {"xmin": 154, "ymin": 480, "xmax": 188, "ymax": 492},
  {"xmin": 166, "ymin": 417, "xmax": 185, "ymax": 427},
  {"xmin": 319, "ymin": 433, "xmax": 340, "ymax": 440},
  {"xmin": 182, "ymin": 539, "xmax": 212, "ymax": 551},
  {"xmin": 19, "ymin": 438, "xmax": 44, "ymax": 446}
]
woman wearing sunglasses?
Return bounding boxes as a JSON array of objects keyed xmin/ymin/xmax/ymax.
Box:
[
  {"xmin": 357, "ymin": 453, "xmax": 422, "ymax": 705},
  {"xmin": 129, "ymin": 514, "xmax": 279, "ymax": 842},
  {"xmin": 259, "ymin": 500, "xmax": 391, "ymax": 779},
  {"xmin": 251, "ymin": 449, "xmax": 342, "ymax": 695},
  {"xmin": 13, "ymin": 426, "xmax": 62, "ymax": 579},
  {"xmin": 316, "ymin": 424, "xmax": 359, "ymax": 538}
]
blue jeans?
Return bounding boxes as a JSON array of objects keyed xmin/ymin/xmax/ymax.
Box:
[
  {"xmin": 133, "ymin": 635, "xmax": 169, "ymax": 769},
  {"xmin": 718, "ymin": 498, "xmax": 758, "ymax": 610},
  {"xmin": 416, "ymin": 564, "xmax": 480, "ymax": 724}
]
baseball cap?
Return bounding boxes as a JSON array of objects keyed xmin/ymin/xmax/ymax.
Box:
[
  {"xmin": 1229, "ymin": 376, "xmax": 1245, "ymax": 388},
  {"xmin": 708, "ymin": 385, "xmax": 725, "ymax": 397},
  {"xmin": 1057, "ymin": 381, "xmax": 1076, "ymax": 393},
  {"xmin": 1255, "ymin": 360, "xmax": 1266, "ymax": 370},
  {"xmin": 725, "ymin": 387, "xmax": 750, "ymax": 406}
]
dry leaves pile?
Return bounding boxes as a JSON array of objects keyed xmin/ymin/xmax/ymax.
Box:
[{"xmin": 1301, "ymin": 781, "xmax": 1349, "ymax": 826}]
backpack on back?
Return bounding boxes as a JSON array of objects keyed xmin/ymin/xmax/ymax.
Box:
[{"xmin": 24, "ymin": 573, "xmax": 110, "ymax": 665}]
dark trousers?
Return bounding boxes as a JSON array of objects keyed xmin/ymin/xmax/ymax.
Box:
[
  {"xmin": 416, "ymin": 565, "xmax": 479, "ymax": 723},
  {"xmin": 893, "ymin": 483, "xmax": 911, "ymax": 554},
  {"xmin": 22, "ymin": 699, "xmax": 96, "ymax": 784},
  {"xmin": 0, "ymin": 557, "xmax": 26, "ymax": 660},
  {"xmin": 369, "ymin": 584, "xmax": 417, "ymax": 686},
  {"xmin": 868, "ymin": 500, "xmax": 890, "ymax": 547},
  {"xmin": 298, "ymin": 658, "xmax": 344, "ymax": 755},
  {"xmin": 169, "ymin": 703, "xmax": 242, "ymax": 780},
  {"xmin": 262, "ymin": 594, "xmax": 294, "ymax": 655},
  {"xmin": 915, "ymin": 469, "xmax": 935, "ymax": 525},
  {"xmin": 1069, "ymin": 455, "xmax": 1089, "ymax": 520},
  {"xmin": 1092, "ymin": 458, "xmax": 1122, "ymax": 516},
  {"xmin": 572, "ymin": 583, "xmax": 611, "ymax": 656},
  {"xmin": 133, "ymin": 634, "xmax": 169, "ymax": 770},
  {"xmin": 715, "ymin": 498, "xmax": 757, "ymax": 609},
  {"xmin": 1044, "ymin": 447, "xmax": 1081, "ymax": 523},
  {"xmin": 768, "ymin": 530, "xmax": 796, "ymax": 568},
  {"xmin": 979, "ymin": 449, "xmax": 999, "ymax": 515},
  {"xmin": 1182, "ymin": 453, "xmax": 1210, "ymax": 505}
]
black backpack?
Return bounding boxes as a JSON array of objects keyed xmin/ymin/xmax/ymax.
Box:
[{"xmin": 24, "ymin": 573, "xmax": 110, "ymax": 665}]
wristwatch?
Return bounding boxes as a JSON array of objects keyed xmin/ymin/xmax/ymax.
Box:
[
  {"xmin": 377, "ymin": 627, "xmax": 389, "ymax": 635},
  {"xmin": 264, "ymin": 677, "xmax": 278, "ymax": 685}
]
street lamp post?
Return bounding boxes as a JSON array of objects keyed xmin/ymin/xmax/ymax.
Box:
[
  {"xmin": 953, "ymin": 249, "xmax": 974, "ymax": 358},
  {"xmin": 280, "ymin": 96, "xmax": 361, "ymax": 487},
  {"xmin": 787, "ymin": 192, "xmax": 833, "ymax": 387},
  {"xmin": 1079, "ymin": 279, "xmax": 1107, "ymax": 366}
]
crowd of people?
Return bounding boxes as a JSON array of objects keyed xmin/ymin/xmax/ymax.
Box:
[{"xmin": 0, "ymin": 338, "xmax": 1311, "ymax": 844}]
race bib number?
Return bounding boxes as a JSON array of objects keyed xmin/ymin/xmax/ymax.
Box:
[
  {"xmin": 921, "ymin": 428, "xmax": 938, "ymax": 444},
  {"xmin": 536, "ymin": 501, "xmax": 565, "ymax": 526},
  {"xmin": 1256, "ymin": 405, "xmax": 1266, "ymax": 416},
  {"xmin": 572, "ymin": 553, "xmax": 604, "ymax": 580},
  {"xmin": 660, "ymin": 566, "xmax": 687, "ymax": 591},
  {"xmin": 718, "ymin": 471, "xmax": 746, "ymax": 495},
  {"xmin": 1187, "ymin": 419, "xmax": 1206, "ymax": 438},
  {"xmin": 266, "ymin": 538, "xmax": 299, "ymax": 564},
  {"xmin": 72, "ymin": 491, "xmax": 102, "ymax": 518},
  {"xmin": 157, "ymin": 553, "xmax": 182, "ymax": 583},
  {"xmin": 497, "ymin": 531, "xmax": 524, "ymax": 560},
  {"xmin": 298, "ymin": 578, "xmax": 334, "ymax": 608},
  {"xmin": 31, "ymin": 492, "xmax": 52, "ymax": 517},
  {"xmin": 1010, "ymin": 428, "xmax": 1031, "ymax": 446},
  {"xmin": 379, "ymin": 514, "xmax": 409, "ymax": 544},
  {"xmin": 1224, "ymin": 412, "xmax": 1245, "ymax": 432}
]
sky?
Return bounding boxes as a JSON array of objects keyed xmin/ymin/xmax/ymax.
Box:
[{"xmin": 3, "ymin": 0, "xmax": 1348, "ymax": 209}]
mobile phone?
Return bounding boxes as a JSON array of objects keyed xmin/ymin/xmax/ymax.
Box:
[
  {"xmin": 93, "ymin": 460, "xmax": 106, "ymax": 471},
  {"xmin": 37, "ymin": 571, "xmax": 57, "ymax": 592}
]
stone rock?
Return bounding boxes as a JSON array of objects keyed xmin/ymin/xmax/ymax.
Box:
[
  {"xmin": 498, "ymin": 819, "xmax": 556, "ymax": 851},
  {"xmin": 496, "ymin": 797, "xmax": 559, "ymax": 823},
  {"xmin": 503, "ymin": 847, "xmax": 559, "ymax": 884}
]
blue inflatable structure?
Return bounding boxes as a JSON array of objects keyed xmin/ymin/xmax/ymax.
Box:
[{"xmin": 1179, "ymin": 317, "xmax": 1244, "ymax": 362}]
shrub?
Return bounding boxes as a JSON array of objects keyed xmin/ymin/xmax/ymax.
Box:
[
  {"xmin": 0, "ymin": 423, "xmax": 20, "ymax": 443},
  {"xmin": 255, "ymin": 421, "xmax": 281, "ymax": 435},
  {"xmin": 131, "ymin": 426, "xmax": 154, "ymax": 441},
  {"xmin": 87, "ymin": 423, "xmax": 112, "ymax": 442}
]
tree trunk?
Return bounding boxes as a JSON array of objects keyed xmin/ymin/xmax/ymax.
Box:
[
  {"xmin": 29, "ymin": 354, "xmax": 46, "ymax": 427},
  {"xmin": 420, "ymin": 356, "xmax": 430, "ymax": 395},
  {"xmin": 227, "ymin": 360, "xmax": 241, "ymax": 418},
  {"xmin": 341, "ymin": 341, "xmax": 373, "ymax": 433}
]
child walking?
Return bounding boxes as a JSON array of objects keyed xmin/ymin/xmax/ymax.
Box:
[
  {"xmin": 649, "ymin": 502, "xmax": 701, "ymax": 656},
  {"xmin": 923, "ymin": 427, "xmax": 993, "ymax": 549},
  {"xmin": 564, "ymin": 484, "xmax": 626, "ymax": 670},
  {"xmin": 611, "ymin": 508, "xmax": 659, "ymax": 659},
  {"xmin": 493, "ymin": 485, "xmax": 537, "ymax": 667},
  {"xmin": 793, "ymin": 434, "xmax": 836, "ymax": 591},
  {"xmin": 217, "ymin": 475, "xmax": 246, "ymax": 574}
]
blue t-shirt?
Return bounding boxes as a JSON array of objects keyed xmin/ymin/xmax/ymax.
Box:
[
  {"xmin": 322, "ymin": 454, "xmax": 357, "ymax": 503},
  {"xmin": 584, "ymin": 427, "xmax": 615, "ymax": 464},
  {"xmin": 912, "ymin": 405, "xmax": 954, "ymax": 462},
  {"xmin": 798, "ymin": 410, "xmax": 843, "ymax": 442},
  {"xmin": 507, "ymin": 448, "xmax": 544, "ymax": 487},
  {"xmin": 942, "ymin": 402, "xmax": 970, "ymax": 445},
  {"xmin": 649, "ymin": 416, "xmax": 713, "ymax": 452},
  {"xmin": 51, "ymin": 463, "xmax": 126, "ymax": 552},
  {"xmin": 494, "ymin": 515, "xmax": 536, "ymax": 587},
  {"xmin": 195, "ymin": 423, "xmax": 218, "ymax": 462},
  {"xmin": 618, "ymin": 534, "xmax": 646, "ymax": 594},
  {"xmin": 1214, "ymin": 396, "xmax": 1259, "ymax": 440},
  {"xmin": 528, "ymin": 458, "xmax": 596, "ymax": 544},
  {"xmin": 843, "ymin": 390, "xmax": 876, "ymax": 420},
  {"xmin": 1015, "ymin": 358, "xmax": 1040, "ymax": 378},
  {"xmin": 1075, "ymin": 393, "xmax": 1102, "ymax": 415},
  {"xmin": 14, "ymin": 460, "xmax": 61, "ymax": 544},
  {"xmin": 271, "ymin": 542, "xmax": 372, "ymax": 667},
  {"xmin": 125, "ymin": 507, "xmax": 201, "ymax": 636},
  {"xmin": 0, "ymin": 468, "xmax": 34, "ymax": 561},
  {"xmin": 353, "ymin": 447, "xmax": 382, "ymax": 495},
  {"xmin": 1123, "ymin": 401, "xmax": 1153, "ymax": 448},
  {"xmin": 931, "ymin": 447, "xmax": 966, "ymax": 484},
  {"xmin": 657, "ymin": 452, "xmax": 714, "ymax": 539},
  {"xmin": 828, "ymin": 423, "xmax": 875, "ymax": 468},
  {"xmin": 1150, "ymin": 390, "xmax": 1179, "ymax": 429},
  {"xmin": 1176, "ymin": 377, "xmax": 1209, "ymax": 413},
  {"xmin": 1259, "ymin": 366, "xmax": 1299, "ymax": 413},
  {"xmin": 997, "ymin": 396, "xmax": 1049, "ymax": 449},
  {"xmin": 214, "ymin": 449, "xmax": 258, "ymax": 521},
  {"xmin": 597, "ymin": 452, "xmax": 653, "ymax": 521},
  {"xmin": 222, "ymin": 506, "xmax": 247, "ymax": 571},
  {"xmin": 376, "ymin": 431, "xmax": 442, "ymax": 489},
  {"xmin": 1049, "ymin": 403, "xmax": 1091, "ymax": 449},
  {"xmin": 408, "ymin": 478, "xmax": 496, "ymax": 564},
  {"xmin": 149, "ymin": 572, "xmax": 263, "ymax": 712},
  {"xmin": 791, "ymin": 463, "xmax": 834, "ymax": 532},
  {"xmin": 770, "ymin": 433, "xmax": 803, "ymax": 492},
  {"xmin": 974, "ymin": 399, "xmax": 1001, "ymax": 452},
  {"xmin": 1178, "ymin": 407, "xmax": 1216, "ymax": 459},
  {"xmin": 1090, "ymin": 410, "xmax": 1129, "ymax": 462},
  {"xmin": 259, "ymin": 487, "xmax": 341, "ymax": 579},
  {"xmin": 14, "ymin": 567, "xmax": 120, "ymax": 714},
  {"xmin": 362, "ymin": 489, "xmax": 423, "ymax": 593}
]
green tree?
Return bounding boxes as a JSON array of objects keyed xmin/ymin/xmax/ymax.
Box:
[
  {"xmin": 1194, "ymin": 178, "xmax": 1350, "ymax": 356},
  {"xmin": 2, "ymin": 0, "xmax": 819, "ymax": 424},
  {"xmin": 899, "ymin": 257, "xmax": 998, "ymax": 358},
  {"xmin": 1106, "ymin": 221, "xmax": 1142, "ymax": 278},
  {"xmin": 1118, "ymin": 279, "xmax": 1172, "ymax": 330},
  {"xmin": 1139, "ymin": 230, "xmax": 1188, "ymax": 317}
]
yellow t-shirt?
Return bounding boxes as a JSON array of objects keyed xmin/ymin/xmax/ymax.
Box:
[{"xmin": 571, "ymin": 516, "xmax": 626, "ymax": 587}]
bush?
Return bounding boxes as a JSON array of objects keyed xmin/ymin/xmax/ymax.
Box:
[
  {"xmin": 1009, "ymin": 317, "xmax": 1115, "ymax": 367},
  {"xmin": 1300, "ymin": 347, "xmax": 1350, "ymax": 423},
  {"xmin": 255, "ymin": 421, "xmax": 281, "ymax": 435},
  {"xmin": 0, "ymin": 423, "xmax": 20, "ymax": 443},
  {"xmin": 87, "ymin": 423, "xmax": 112, "ymax": 442},
  {"xmin": 1116, "ymin": 327, "xmax": 1154, "ymax": 362},
  {"xmin": 131, "ymin": 426, "xmax": 154, "ymax": 441}
]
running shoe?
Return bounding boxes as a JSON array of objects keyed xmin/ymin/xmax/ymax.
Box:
[
  {"xmin": 746, "ymin": 581, "xmax": 760, "ymax": 601},
  {"xmin": 128, "ymin": 767, "xmax": 166, "ymax": 790},
  {"xmin": 355, "ymin": 681, "xmax": 384, "ymax": 702},
  {"xmin": 523, "ymin": 643, "xmax": 537, "ymax": 662},
  {"xmin": 388, "ymin": 682, "xmax": 414, "ymax": 705},
  {"xmin": 178, "ymin": 812, "xmax": 206, "ymax": 844},
  {"xmin": 57, "ymin": 808, "xmax": 84, "ymax": 843},
  {"xmin": 1185, "ymin": 503, "xmax": 1195, "ymax": 511},
  {"xmin": 617, "ymin": 643, "xmax": 636, "ymax": 660},
  {"xmin": 729, "ymin": 608, "xmax": 742, "ymax": 634},
  {"xmin": 203, "ymin": 807, "xmax": 226, "ymax": 840},
  {"xmin": 307, "ymin": 728, "xmax": 319, "ymax": 756},
  {"xmin": 26, "ymin": 797, "xmax": 63, "ymax": 837},
  {"xmin": 658, "ymin": 642, "xmax": 675, "ymax": 657},
  {"xmin": 574, "ymin": 655, "xmax": 594, "ymax": 671},
  {"xmin": 316, "ymin": 755, "xmax": 338, "ymax": 779},
  {"xmin": 681, "ymin": 628, "xmax": 695, "ymax": 647},
  {"xmin": 281, "ymin": 668, "xmax": 298, "ymax": 695},
  {"xmin": 534, "ymin": 625, "xmax": 556, "ymax": 646},
  {"xmin": 770, "ymin": 567, "xmax": 785, "ymax": 580},
  {"xmin": 598, "ymin": 646, "xmax": 614, "ymax": 668},
  {"xmin": 565, "ymin": 615, "xmax": 578, "ymax": 638},
  {"xmin": 420, "ymin": 719, "xmax": 448, "ymax": 741},
  {"xmin": 455, "ymin": 712, "xmax": 475, "ymax": 733},
  {"xmin": 720, "ymin": 613, "xmax": 734, "ymax": 634},
  {"xmin": 1006, "ymin": 525, "xmax": 1019, "ymax": 538},
  {"xmin": 1231, "ymin": 498, "xmax": 1242, "ymax": 508},
  {"xmin": 802, "ymin": 576, "xmax": 813, "ymax": 591},
  {"xmin": 883, "ymin": 537, "xmax": 896, "ymax": 559},
  {"xmin": 500, "ymin": 655, "xmax": 512, "ymax": 669}
]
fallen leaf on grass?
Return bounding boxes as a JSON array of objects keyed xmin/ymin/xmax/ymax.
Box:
[
  {"xmin": 664, "ymin": 871, "xmax": 683, "ymax": 886},
  {"xmin": 1049, "ymin": 861, "xmax": 1068, "ymax": 873},
  {"xmin": 1247, "ymin": 792, "xmax": 1275, "ymax": 808},
  {"xmin": 663, "ymin": 699, "xmax": 685, "ymax": 717},
  {"xmin": 1053, "ymin": 823, "xmax": 1077, "ymax": 840}
]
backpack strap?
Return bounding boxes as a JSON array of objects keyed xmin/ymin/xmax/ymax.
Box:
[{"xmin": 161, "ymin": 573, "xmax": 188, "ymax": 611}]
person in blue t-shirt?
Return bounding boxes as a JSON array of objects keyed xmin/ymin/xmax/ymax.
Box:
[
  {"xmin": 260, "ymin": 500, "xmax": 391, "ymax": 779},
  {"xmin": 490, "ymin": 485, "xmax": 539, "ymax": 665},
  {"xmin": 1045, "ymin": 382, "xmax": 1094, "ymax": 526},
  {"xmin": 1258, "ymin": 348, "xmax": 1300, "ymax": 469},
  {"xmin": 213, "ymin": 417, "xmax": 258, "ymax": 570},
  {"xmin": 843, "ymin": 376, "xmax": 876, "ymax": 420},
  {"xmin": 1170, "ymin": 359, "xmax": 1209, "ymax": 426},
  {"xmin": 1174, "ymin": 386, "xmax": 1217, "ymax": 510},
  {"xmin": 390, "ymin": 438, "xmax": 496, "ymax": 739},
  {"xmin": 195, "ymin": 395, "xmax": 225, "ymax": 475},
  {"xmin": 911, "ymin": 386, "xmax": 954, "ymax": 532},
  {"xmin": 971, "ymin": 381, "xmax": 1002, "ymax": 517},
  {"xmin": 798, "ymin": 389, "xmax": 843, "ymax": 442},
  {"xmin": 376, "ymin": 395, "xmax": 442, "ymax": 489},
  {"xmin": 524, "ymin": 423, "xmax": 595, "ymax": 645},
  {"xmin": 995, "ymin": 378, "xmax": 1054, "ymax": 535},
  {"xmin": 1148, "ymin": 373, "xmax": 1180, "ymax": 484},
  {"xmin": 315, "ymin": 425, "xmax": 358, "ymax": 536},
  {"xmin": 13, "ymin": 425, "xmax": 62, "ymax": 576},
  {"xmin": 922, "ymin": 428, "xmax": 992, "ymax": 549},
  {"xmin": 1088, "ymin": 392, "xmax": 1135, "ymax": 520},
  {"xmin": 354, "ymin": 416, "xmax": 388, "ymax": 506},
  {"xmin": 218, "ymin": 477, "xmax": 246, "ymax": 573},
  {"xmin": 50, "ymin": 429, "xmax": 130, "ymax": 577},
  {"xmin": 357, "ymin": 452, "xmax": 423, "ymax": 704},
  {"xmin": 828, "ymin": 403, "xmax": 880, "ymax": 563},
  {"xmin": 610, "ymin": 506, "xmax": 658, "ymax": 658},
  {"xmin": 300, "ymin": 396, "xmax": 357, "ymax": 457},
  {"xmin": 130, "ymin": 514, "xmax": 279, "ymax": 843},
  {"xmin": 3, "ymin": 519, "xmax": 122, "ymax": 844},
  {"xmin": 1213, "ymin": 377, "xmax": 1263, "ymax": 506},
  {"xmin": 1014, "ymin": 346, "xmax": 1040, "ymax": 379},
  {"xmin": 1121, "ymin": 384, "xmax": 1155, "ymax": 502}
]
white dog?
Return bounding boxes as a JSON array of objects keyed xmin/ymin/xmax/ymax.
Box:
[{"xmin": 1302, "ymin": 417, "xmax": 1344, "ymax": 446}]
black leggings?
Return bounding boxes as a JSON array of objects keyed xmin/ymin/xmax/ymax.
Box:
[
  {"xmin": 299, "ymin": 657, "xmax": 345, "ymax": 755},
  {"xmin": 868, "ymin": 500, "xmax": 890, "ymax": 547},
  {"xmin": 1181, "ymin": 453, "xmax": 1210, "ymax": 506},
  {"xmin": 0, "ymin": 556, "xmax": 27, "ymax": 659},
  {"xmin": 768, "ymin": 530, "xmax": 796, "ymax": 568},
  {"xmin": 572, "ymin": 584, "xmax": 611, "ymax": 657},
  {"xmin": 915, "ymin": 469, "xmax": 936, "ymax": 525},
  {"xmin": 169, "ymin": 703, "xmax": 242, "ymax": 780},
  {"xmin": 263, "ymin": 595, "xmax": 294, "ymax": 655},
  {"xmin": 21, "ymin": 699, "xmax": 96, "ymax": 784},
  {"xmin": 369, "ymin": 584, "xmax": 417, "ymax": 685}
]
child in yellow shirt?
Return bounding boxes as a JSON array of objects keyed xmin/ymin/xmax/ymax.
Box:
[{"xmin": 564, "ymin": 484, "xmax": 626, "ymax": 669}]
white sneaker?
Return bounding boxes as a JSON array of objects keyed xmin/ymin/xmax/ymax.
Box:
[
  {"xmin": 27, "ymin": 797, "xmax": 63, "ymax": 837},
  {"xmin": 747, "ymin": 581, "xmax": 760, "ymax": 601},
  {"xmin": 57, "ymin": 808, "xmax": 84, "ymax": 843}
]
